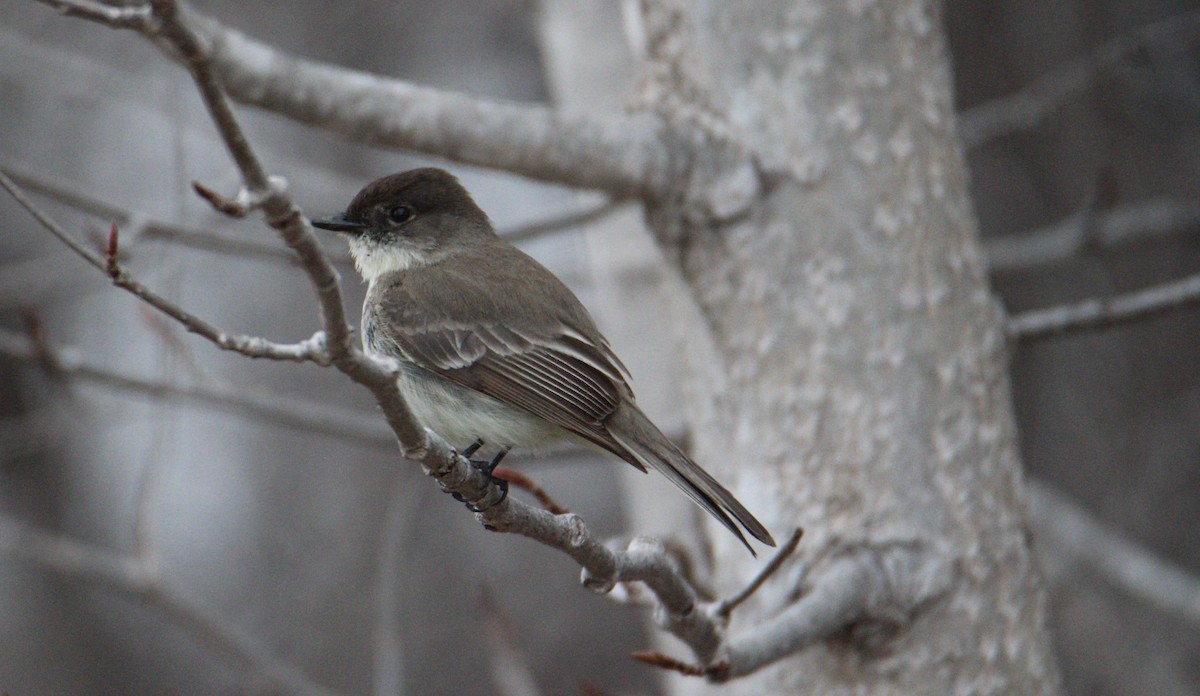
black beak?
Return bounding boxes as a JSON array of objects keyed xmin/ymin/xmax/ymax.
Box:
[{"xmin": 310, "ymin": 213, "xmax": 368, "ymax": 233}]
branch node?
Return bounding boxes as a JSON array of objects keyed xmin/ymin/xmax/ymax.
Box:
[
  {"xmin": 265, "ymin": 175, "xmax": 289, "ymax": 198},
  {"xmin": 304, "ymin": 330, "xmax": 332, "ymax": 366},
  {"xmin": 192, "ymin": 181, "xmax": 251, "ymax": 218},
  {"xmin": 580, "ymin": 555, "xmax": 617, "ymax": 594},
  {"xmin": 565, "ymin": 514, "xmax": 590, "ymax": 548}
]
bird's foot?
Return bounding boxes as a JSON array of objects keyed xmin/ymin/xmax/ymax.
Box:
[
  {"xmin": 451, "ymin": 440, "xmax": 510, "ymax": 511},
  {"xmin": 466, "ymin": 446, "xmax": 511, "ymax": 511}
]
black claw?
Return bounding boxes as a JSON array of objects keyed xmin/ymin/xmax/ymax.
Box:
[
  {"xmin": 447, "ymin": 441, "xmax": 513, "ymax": 512},
  {"xmin": 463, "ymin": 445, "xmax": 512, "ymax": 511},
  {"xmin": 460, "ymin": 438, "xmax": 484, "ymax": 459},
  {"xmin": 485, "ymin": 445, "xmax": 512, "ymax": 475},
  {"xmin": 491, "ymin": 478, "xmax": 509, "ymax": 506}
]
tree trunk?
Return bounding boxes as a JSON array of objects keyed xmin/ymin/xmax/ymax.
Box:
[{"xmin": 549, "ymin": 0, "xmax": 1061, "ymax": 693}]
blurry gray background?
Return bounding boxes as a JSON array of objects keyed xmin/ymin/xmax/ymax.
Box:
[{"xmin": 1, "ymin": 1, "xmax": 1198, "ymax": 694}]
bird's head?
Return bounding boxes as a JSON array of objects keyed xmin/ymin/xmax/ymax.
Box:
[{"xmin": 312, "ymin": 167, "xmax": 492, "ymax": 281}]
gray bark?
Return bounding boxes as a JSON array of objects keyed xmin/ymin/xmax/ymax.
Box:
[{"xmin": 551, "ymin": 1, "xmax": 1061, "ymax": 693}]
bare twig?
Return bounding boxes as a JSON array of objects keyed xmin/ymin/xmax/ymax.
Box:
[
  {"xmin": 502, "ymin": 199, "xmax": 627, "ymax": 244},
  {"xmin": 1028, "ymin": 481, "xmax": 1200, "ymax": 627},
  {"xmin": 959, "ymin": 9, "xmax": 1200, "ymax": 148},
  {"xmin": 0, "ymin": 328, "xmax": 393, "ymax": 448},
  {"xmin": 0, "ymin": 167, "xmax": 107, "ymax": 272},
  {"xmin": 986, "ymin": 199, "xmax": 1200, "ymax": 273},
  {"xmin": 1, "ymin": 170, "xmax": 332, "ymax": 364},
  {"xmin": 0, "ymin": 327, "xmax": 639, "ymax": 464},
  {"xmin": 3, "ymin": 158, "xmax": 351, "ymax": 265},
  {"xmin": 36, "ymin": 0, "xmax": 153, "ymax": 28},
  {"xmin": 1, "ymin": 160, "xmax": 130, "ymax": 220},
  {"xmin": 631, "ymin": 650, "xmax": 711, "ymax": 677},
  {"xmin": 1007, "ymin": 271, "xmax": 1200, "ymax": 342},
  {"xmin": 192, "ymin": 180, "xmax": 251, "ymax": 218},
  {"xmin": 493, "ymin": 467, "xmax": 571, "ymax": 515},
  {"xmin": 1, "ymin": 160, "xmax": 625, "ymax": 268},
  {"xmin": 716, "ymin": 528, "xmax": 804, "ymax": 617}
]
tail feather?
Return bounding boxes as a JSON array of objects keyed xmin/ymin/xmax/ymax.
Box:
[{"xmin": 607, "ymin": 404, "xmax": 776, "ymax": 555}]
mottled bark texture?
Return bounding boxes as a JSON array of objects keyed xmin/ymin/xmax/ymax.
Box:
[{"xmin": 628, "ymin": 1, "xmax": 1060, "ymax": 693}]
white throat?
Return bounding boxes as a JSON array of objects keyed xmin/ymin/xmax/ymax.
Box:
[{"xmin": 349, "ymin": 238, "xmax": 429, "ymax": 282}]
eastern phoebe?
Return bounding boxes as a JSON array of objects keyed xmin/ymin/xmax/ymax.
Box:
[{"xmin": 313, "ymin": 168, "xmax": 774, "ymax": 553}]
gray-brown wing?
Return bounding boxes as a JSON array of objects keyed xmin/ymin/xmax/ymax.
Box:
[{"xmin": 368, "ymin": 283, "xmax": 638, "ymax": 462}]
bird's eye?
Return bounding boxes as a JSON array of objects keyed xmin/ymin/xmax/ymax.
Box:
[{"xmin": 388, "ymin": 205, "xmax": 415, "ymax": 224}]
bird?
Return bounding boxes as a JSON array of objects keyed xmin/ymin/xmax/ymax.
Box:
[{"xmin": 311, "ymin": 168, "xmax": 775, "ymax": 554}]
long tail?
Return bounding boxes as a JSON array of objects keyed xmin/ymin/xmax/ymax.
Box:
[{"xmin": 606, "ymin": 403, "xmax": 776, "ymax": 555}]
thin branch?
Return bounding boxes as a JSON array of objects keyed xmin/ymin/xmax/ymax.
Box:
[
  {"xmin": 985, "ymin": 199, "xmax": 1200, "ymax": 273},
  {"xmin": 0, "ymin": 328, "xmax": 394, "ymax": 449},
  {"xmin": 1007, "ymin": 270, "xmax": 1200, "ymax": 342},
  {"xmin": 1, "ymin": 171, "xmax": 331, "ymax": 364},
  {"xmin": 35, "ymin": 0, "xmax": 153, "ymax": 28},
  {"xmin": 1, "ymin": 160, "xmax": 130, "ymax": 221},
  {"xmin": 0, "ymin": 327, "xmax": 635, "ymax": 462},
  {"xmin": 631, "ymin": 651, "xmax": 709, "ymax": 677},
  {"xmin": 502, "ymin": 199, "xmax": 627, "ymax": 244},
  {"xmin": 958, "ymin": 9, "xmax": 1200, "ymax": 148},
  {"xmin": 3, "ymin": 159, "xmax": 353, "ymax": 266},
  {"xmin": 149, "ymin": 0, "xmax": 269, "ymax": 194},
  {"xmin": 1, "ymin": 160, "xmax": 621, "ymax": 268},
  {"xmin": 716, "ymin": 528, "xmax": 804, "ymax": 617},
  {"xmin": 0, "ymin": 512, "xmax": 340, "ymax": 696},
  {"xmin": 174, "ymin": 4, "xmax": 669, "ymax": 197},
  {"xmin": 1028, "ymin": 481, "xmax": 1200, "ymax": 627},
  {"xmin": 0, "ymin": 167, "xmax": 106, "ymax": 272},
  {"xmin": 493, "ymin": 467, "xmax": 570, "ymax": 515}
]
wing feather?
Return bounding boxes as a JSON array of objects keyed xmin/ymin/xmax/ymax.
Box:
[{"xmin": 368, "ymin": 280, "xmax": 632, "ymax": 456}]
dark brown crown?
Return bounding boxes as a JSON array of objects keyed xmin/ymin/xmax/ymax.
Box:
[{"xmin": 344, "ymin": 168, "xmax": 488, "ymax": 224}]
